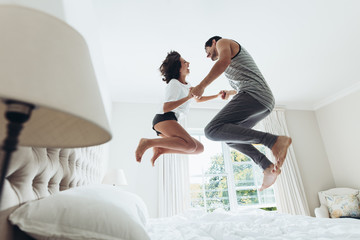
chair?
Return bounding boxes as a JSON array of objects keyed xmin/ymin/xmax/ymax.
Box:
[{"xmin": 314, "ymin": 187, "xmax": 359, "ymax": 218}]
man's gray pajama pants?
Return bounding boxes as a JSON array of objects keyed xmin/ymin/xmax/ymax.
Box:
[{"xmin": 204, "ymin": 91, "xmax": 278, "ymax": 170}]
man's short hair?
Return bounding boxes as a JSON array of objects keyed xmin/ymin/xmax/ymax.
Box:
[{"xmin": 205, "ymin": 36, "xmax": 222, "ymax": 48}]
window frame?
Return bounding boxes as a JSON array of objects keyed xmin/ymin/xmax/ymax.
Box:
[{"xmin": 188, "ymin": 128, "xmax": 277, "ymax": 212}]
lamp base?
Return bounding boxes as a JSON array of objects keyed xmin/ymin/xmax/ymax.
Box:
[{"xmin": 0, "ymin": 100, "xmax": 34, "ymax": 208}]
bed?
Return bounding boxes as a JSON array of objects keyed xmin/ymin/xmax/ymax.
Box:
[
  {"xmin": 1, "ymin": 146, "xmax": 360, "ymax": 240},
  {"xmin": 147, "ymin": 208, "xmax": 360, "ymax": 240}
]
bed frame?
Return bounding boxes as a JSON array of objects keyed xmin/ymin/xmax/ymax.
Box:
[{"xmin": 0, "ymin": 145, "xmax": 105, "ymax": 239}]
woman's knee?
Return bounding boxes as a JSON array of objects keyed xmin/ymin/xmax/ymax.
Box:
[
  {"xmin": 183, "ymin": 138, "xmax": 197, "ymax": 153},
  {"xmin": 194, "ymin": 141, "xmax": 204, "ymax": 154}
]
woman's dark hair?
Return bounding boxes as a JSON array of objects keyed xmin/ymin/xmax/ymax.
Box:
[
  {"xmin": 159, "ymin": 51, "xmax": 181, "ymax": 84},
  {"xmin": 205, "ymin": 36, "xmax": 222, "ymax": 48}
]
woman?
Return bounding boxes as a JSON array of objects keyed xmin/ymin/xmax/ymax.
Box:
[{"xmin": 135, "ymin": 51, "xmax": 231, "ymax": 166}]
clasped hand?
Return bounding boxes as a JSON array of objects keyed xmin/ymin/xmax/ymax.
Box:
[{"xmin": 190, "ymin": 85, "xmax": 204, "ymax": 99}]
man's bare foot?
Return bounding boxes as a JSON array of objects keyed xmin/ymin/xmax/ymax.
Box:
[
  {"xmin": 135, "ymin": 138, "xmax": 150, "ymax": 163},
  {"xmin": 151, "ymin": 147, "xmax": 163, "ymax": 166},
  {"xmin": 271, "ymin": 136, "xmax": 292, "ymax": 169},
  {"xmin": 259, "ymin": 164, "xmax": 281, "ymax": 191}
]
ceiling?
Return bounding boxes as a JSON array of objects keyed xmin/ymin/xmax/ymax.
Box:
[{"xmin": 92, "ymin": 0, "xmax": 360, "ymax": 110}]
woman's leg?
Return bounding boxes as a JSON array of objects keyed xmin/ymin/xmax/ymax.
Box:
[
  {"xmin": 135, "ymin": 120, "xmax": 203, "ymax": 163},
  {"xmin": 150, "ymin": 135, "xmax": 204, "ymax": 166}
]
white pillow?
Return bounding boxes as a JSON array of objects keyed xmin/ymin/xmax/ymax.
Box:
[{"xmin": 9, "ymin": 185, "xmax": 150, "ymax": 240}]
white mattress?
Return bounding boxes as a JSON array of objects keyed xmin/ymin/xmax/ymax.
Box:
[{"xmin": 147, "ymin": 208, "xmax": 360, "ymax": 240}]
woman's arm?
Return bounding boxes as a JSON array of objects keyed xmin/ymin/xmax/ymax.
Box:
[
  {"xmin": 194, "ymin": 90, "xmax": 237, "ymax": 102},
  {"xmin": 194, "ymin": 92, "xmax": 221, "ymax": 102},
  {"xmin": 163, "ymin": 89, "xmax": 193, "ymax": 112}
]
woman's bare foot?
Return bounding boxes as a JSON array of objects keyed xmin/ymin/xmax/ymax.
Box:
[
  {"xmin": 151, "ymin": 147, "xmax": 163, "ymax": 166},
  {"xmin": 135, "ymin": 138, "xmax": 150, "ymax": 163},
  {"xmin": 259, "ymin": 164, "xmax": 281, "ymax": 191},
  {"xmin": 271, "ymin": 136, "xmax": 292, "ymax": 169}
]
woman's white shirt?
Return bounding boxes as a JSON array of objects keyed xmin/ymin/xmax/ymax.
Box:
[{"xmin": 158, "ymin": 79, "xmax": 192, "ymax": 120}]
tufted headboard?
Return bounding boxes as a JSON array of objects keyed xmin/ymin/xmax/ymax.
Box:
[{"xmin": 0, "ymin": 145, "xmax": 106, "ymax": 239}]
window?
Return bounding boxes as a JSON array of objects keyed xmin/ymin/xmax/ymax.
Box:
[{"xmin": 188, "ymin": 128, "xmax": 276, "ymax": 212}]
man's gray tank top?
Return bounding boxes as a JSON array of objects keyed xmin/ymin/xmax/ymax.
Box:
[{"xmin": 224, "ymin": 42, "xmax": 275, "ymax": 111}]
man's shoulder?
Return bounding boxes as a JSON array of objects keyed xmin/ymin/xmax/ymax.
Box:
[
  {"xmin": 217, "ymin": 38, "xmax": 238, "ymax": 50},
  {"xmin": 219, "ymin": 38, "xmax": 240, "ymax": 44},
  {"xmin": 217, "ymin": 38, "xmax": 231, "ymax": 44}
]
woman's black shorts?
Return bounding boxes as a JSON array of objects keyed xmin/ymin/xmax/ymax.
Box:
[{"xmin": 152, "ymin": 111, "xmax": 178, "ymax": 136}]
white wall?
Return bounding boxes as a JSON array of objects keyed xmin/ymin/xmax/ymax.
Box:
[
  {"xmin": 109, "ymin": 102, "xmax": 159, "ymax": 218},
  {"xmin": 315, "ymin": 89, "xmax": 360, "ymax": 189},
  {"xmin": 285, "ymin": 110, "xmax": 335, "ymax": 216},
  {"xmin": 187, "ymin": 107, "xmax": 220, "ymax": 129}
]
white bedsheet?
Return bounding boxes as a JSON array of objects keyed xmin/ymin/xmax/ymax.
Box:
[{"xmin": 146, "ymin": 208, "xmax": 360, "ymax": 240}]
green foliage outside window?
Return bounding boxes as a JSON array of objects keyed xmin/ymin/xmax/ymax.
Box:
[{"xmin": 190, "ymin": 142, "xmax": 276, "ymax": 212}]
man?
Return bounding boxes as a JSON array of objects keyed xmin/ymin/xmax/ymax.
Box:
[{"xmin": 191, "ymin": 36, "xmax": 292, "ymax": 191}]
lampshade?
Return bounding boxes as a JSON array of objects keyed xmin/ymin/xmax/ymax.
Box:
[
  {"xmin": 102, "ymin": 169, "xmax": 128, "ymax": 186},
  {"xmin": 0, "ymin": 5, "xmax": 112, "ymax": 148}
]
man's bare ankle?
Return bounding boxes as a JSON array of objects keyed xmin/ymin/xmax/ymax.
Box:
[{"xmin": 264, "ymin": 164, "xmax": 274, "ymax": 172}]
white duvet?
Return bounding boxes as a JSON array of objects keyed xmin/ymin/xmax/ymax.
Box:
[{"xmin": 146, "ymin": 208, "xmax": 360, "ymax": 240}]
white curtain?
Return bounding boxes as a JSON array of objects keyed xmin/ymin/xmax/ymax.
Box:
[
  {"xmin": 158, "ymin": 119, "xmax": 190, "ymax": 217},
  {"xmin": 262, "ymin": 109, "xmax": 310, "ymax": 216}
]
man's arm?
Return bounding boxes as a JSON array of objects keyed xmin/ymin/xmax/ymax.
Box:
[{"xmin": 191, "ymin": 39, "xmax": 232, "ymax": 98}]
